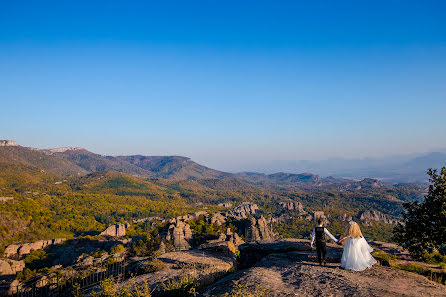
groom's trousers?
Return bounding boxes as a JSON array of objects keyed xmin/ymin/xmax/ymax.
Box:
[{"xmin": 316, "ymin": 241, "xmax": 326, "ymax": 264}]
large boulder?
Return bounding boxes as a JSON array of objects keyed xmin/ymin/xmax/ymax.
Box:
[
  {"xmin": 3, "ymin": 245, "xmax": 20, "ymax": 257},
  {"xmin": 0, "ymin": 259, "xmax": 25, "ymax": 275}
]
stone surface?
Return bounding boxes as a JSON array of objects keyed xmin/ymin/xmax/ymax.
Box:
[
  {"xmin": 245, "ymin": 216, "xmax": 275, "ymax": 242},
  {"xmin": 199, "ymin": 241, "xmax": 236, "ymax": 255},
  {"xmin": 0, "ymin": 197, "xmax": 14, "ymax": 203},
  {"xmin": 4, "ymin": 238, "xmax": 66, "ymax": 257},
  {"xmin": 202, "ymin": 246, "xmax": 446, "ymax": 297},
  {"xmin": 226, "ymin": 202, "xmax": 260, "ymax": 220},
  {"xmin": 100, "ymin": 223, "xmax": 128, "ymax": 237},
  {"xmin": 359, "ymin": 210, "xmax": 397, "ymax": 226},
  {"xmin": 279, "ymin": 201, "xmax": 306, "ymax": 214},
  {"xmin": 0, "ymin": 259, "xmax": 25, "ymax": 275},
  {"xmin": 119, "ymin": 250, "xmax": 236, "ymax": 296},
  {"xmin": 0, "ymin": 140, "xmax": 19, "ymax": 147},
  {"xmin": 218, "ymin": 202, "xmax": 233, "ymax": 208},
  {"xmin": 164, "ymin": 219, "xmax": 193, "ymax": 250}
]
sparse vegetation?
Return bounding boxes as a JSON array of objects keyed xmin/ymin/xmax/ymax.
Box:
[
  {"xmin": 137, "ymin": 259, "xmax": 166, "ymax": 274},
  {"xmin": 160, "ymin": 274, "xmax": 198, "ymax": 297},
  {"xmin": 223, "ymin": 280, "xmax": 268, "ymax": 297},
  {"xmin": 91, "ymin": 278, "xmax": 152, "ymax": 297}
]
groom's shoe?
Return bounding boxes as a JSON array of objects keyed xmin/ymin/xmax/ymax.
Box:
[{"xmin": 323, "ymin": 261, "xmax": 327, "ymax": 267}]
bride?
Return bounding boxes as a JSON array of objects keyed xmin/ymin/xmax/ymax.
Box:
[{"xmin": 338, "ymin": 221, "xmax": 377, "ymax": 271}]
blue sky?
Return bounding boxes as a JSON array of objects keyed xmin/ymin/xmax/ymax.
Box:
[{"xmin": 1, "ymin": 1, "xmax": 446, "ymax": 171}]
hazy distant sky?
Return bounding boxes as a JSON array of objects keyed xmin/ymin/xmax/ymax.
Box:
[{"xmin": 1, "ymin": 1, "xmax": 446, "ymax": 171}]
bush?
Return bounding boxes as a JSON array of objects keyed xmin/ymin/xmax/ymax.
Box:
[
  {"xmin": 160, "ymin": 274, "xmax": 198, "ymax": 297},
  {"xmin": 110, "ymin": 244, "xmax": 125, "ymax": 255},
  {"xmin": 138, "ymin": 259, "xmax": 166, "ymax": 274},
  {"xmin": 420, "ymin": 250, "xmax": 446, "ymax": 265},
  {"xmin": 372, "ymin": 251, "xmax": 398, "ymax": 266}
]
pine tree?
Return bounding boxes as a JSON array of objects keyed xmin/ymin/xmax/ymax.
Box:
[{"xmin": 394, "ymin": 167, "xmax": 446, "ymax": 258}]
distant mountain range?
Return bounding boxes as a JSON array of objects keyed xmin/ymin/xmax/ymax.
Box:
[
  {"xmin": 1, "ymin": 140, "xmax": 444, "ymax": 184},
  {"xmin": 236, "ymin": 152, "xmax": 446, "ymax": 183}
]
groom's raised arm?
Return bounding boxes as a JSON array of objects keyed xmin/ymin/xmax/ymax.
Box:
[{"xmin": 324, "ymin": 228, "xmax": 338, "ymax": 242}]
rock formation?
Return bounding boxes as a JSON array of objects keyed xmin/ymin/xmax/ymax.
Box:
[
  {"xmin": 309, "ymin": 211, "xmax": 328, "ymax": 224},
  {"xmin": 209, "ymin": 212, "xmax": 227, "ymax": 226},
  {"xmin": 359, "ymin": 210, "xmax": 397, "ymax": 226},
  {"xmin": 4, "ymin": 239, "xmax": 65, "ymax": 257},
  {"xmin": 0, "ymin": 197, "xmax": 14, "ymax": 203},
  {"xmin": 225, "ymin": 228, "xmax": 245, "ymax": 246},
  {"xmin": 0, "ymin": 140, "xmax": 19, "ymax": 147},
  {"xmin": 0, "ymin": 259, "xmax": 25, "ymax": 275},
  {"xmin": 226, "ymin": 202, "xmax": 260, "ymax": 219},
  {"xmin": 245, "ymin": 216, "xmax": 275, "ymax": 242},
  {"xmin": 203, "ymin": 240, "xmax": 446, "ymax": 297},
  {"xmin": 165, "ymin": 219, "xmax": 193, "ymax": 250},
  {"xmin": 340, "ymin": 213, "xmax": 353, "ymax": 222},
  {"xmin": 100, "ymin": 223, "xmax": 129, "ymax": 237},
  {"xmin": 279, "ymin": 201, "xmax": 306, "ymax": 214}
]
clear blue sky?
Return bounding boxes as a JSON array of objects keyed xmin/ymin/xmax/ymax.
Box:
[{"xmin": 1, "ymin": 1, "xmax": 445, "ymax": 171}]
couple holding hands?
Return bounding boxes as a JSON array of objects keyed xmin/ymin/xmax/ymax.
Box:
[{"xmin": 310, "ymin": 219, "xmax": 377, "ymax": 271}]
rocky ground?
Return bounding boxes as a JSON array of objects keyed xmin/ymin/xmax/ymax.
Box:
[
  {"xmin": 115, "ymin": 250, "xmax": 236, "ymax": 296},
  {"xmin": 202, "ymin": 252, "xmax": 446, "ymax": 297},
  {"xmin": 201, "ymin": 240, "xmax": 446, "ymax": 297}
]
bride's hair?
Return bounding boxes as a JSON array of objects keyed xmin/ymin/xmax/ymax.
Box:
[{"xmin": 346, "ymin": 221, "xmax": 363, "ymax": 238}]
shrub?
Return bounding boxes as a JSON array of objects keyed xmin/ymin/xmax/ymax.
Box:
[
  {"xmin": 223, "ymin": 280, "xmax": 268, "ymax": 297},
  {"xmin": 110, "ymin": 244, "xmax": 125, "ymax": 255},
  {"xmin": 160, "ymin": 274, "xmax": 198, "ymax": 297},
  {"xmin": 420, "ymin": 250, "xmax": 446, "ymax": 265},
  {"xmin": 138, "ymin": 259, "xmax": 166, "ymax": 274},
  {"xmin": 372, "ymin": 251, "xmax": 397, "ymax": 266}
]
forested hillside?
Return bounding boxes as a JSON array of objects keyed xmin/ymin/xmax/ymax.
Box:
[{"xmin": 0, "ymin": 144, "xmax": 427, "ymax": 250}]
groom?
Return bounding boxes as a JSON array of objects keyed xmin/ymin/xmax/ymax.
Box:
[{"xmin": 310, "ymin": 219, "xmax": 339, "ymax": 266}]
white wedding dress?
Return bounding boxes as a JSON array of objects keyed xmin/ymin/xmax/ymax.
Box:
[{"xmin": 341, "ymin": 237, "xmax": 377, "ymax": 271}]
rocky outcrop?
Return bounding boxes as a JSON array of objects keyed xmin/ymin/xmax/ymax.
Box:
[
  {"xmin": 358, "ymin": 178, "xmax": 384, "ymax": 189},
  {"xmin": 224, "ymin": 228, "xmax": 245, "ymax": 246},
  {"xmin": 4, "ymin": 239, "xmax": 65, "ymax": 257},
  {"xmin": 0, "ymin": 197, "xmax": 14, "ymax": 203},
  {"xmin": 245, "ymin": 216, "xmax": 275, "ymax": 242},
  {"xmin": 100, "ymin": 223, "xmax": 129, "ymax": 237},
  {"xmin": 0, "ymin": 259, "xmax": 25, "ymax": 275},
  {"xmin": 226, "ymin": 202, "xmax": 260, "ymax": 220},
  {"xmin": 45, "ymin": 147, "xmax": 85, "ymax": 153},
  {"xmin": 199, "ymin": 241, "xmax": 236, "ymax": 255},
  {"xmin": 359, "ymin": 210, "xmax": 397, "ymax": 226},
  {"xmin": 340, "ymin": 213, "xmax": 353, "ymax": 222},
  {"xmin": 209, "ymin": 212, "xmax": 227, "ymax": 226},
  {"xmin": 120, "ymin": 250, "xmax": 236, "ymax": 296},
  {"xmin": 279, "ymin": 201, "xmax": 306, "ymax": 214},
  {"xmin": 307, "ymin": 211, "xmax": 329, "ymax": 224},
  {"xmin": 202, "ymin": 242, "xmax": 446, "ymax": 297},
  {"xmin": 164, "ymin": 219, "xmax": 193, "ymax": 250},
  {"xmin": 218, "ymin": 202, "xmax": 233, "ymax": 208},
  {"xmin": 0, "ymin": 140, "xmax": 19, "ymax": 147}
]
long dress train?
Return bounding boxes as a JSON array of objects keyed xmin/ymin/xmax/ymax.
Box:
[{"xmin": 341, "ymin": 237, "xmax": 377, "ymax": 271}]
